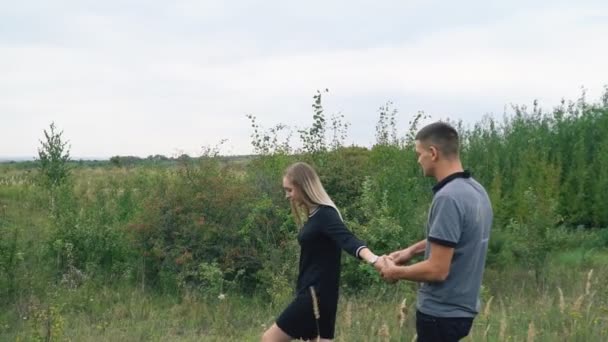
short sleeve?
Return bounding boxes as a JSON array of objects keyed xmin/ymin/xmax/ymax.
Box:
[{"xmin": 427, "ymin": 195, "xmax": 462, "ymax": 248}]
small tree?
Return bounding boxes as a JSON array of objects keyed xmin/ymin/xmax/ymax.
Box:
[
  {"xmin": 37, "ymin": 122, "xmax": 71, "ymax": 188},
  {"xmin": 375, "ymin": 101, "xmax": 398, "ymax": 146},
  {"xmin": 109, "ymin": 155, "xmax": 121, "ymax": 167},
  {"xmin": 299, "ymin": 89, "xmax": 328, "ymax": 154}
]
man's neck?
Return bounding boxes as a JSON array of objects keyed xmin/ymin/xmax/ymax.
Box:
[{"xmin": 434, "ymin": 161, "xmax": 464, "ymax": 183}]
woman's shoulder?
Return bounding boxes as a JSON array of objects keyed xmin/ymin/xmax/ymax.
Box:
[
  {"xmin": 317, "ymin": 204, "xmax": 335, "ymax": 212},
  {"xmin": 316, "ymin": 205, "xmax": 341, "ymax": 220}
]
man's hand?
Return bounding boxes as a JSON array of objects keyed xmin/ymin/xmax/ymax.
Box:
[
  {"xmin": 388, "ymin": 248, "xmax": 414, "ymax": 266},
  {"xmin": 376, "ymin": 256, "xmax": 399, "ymax": 283}
]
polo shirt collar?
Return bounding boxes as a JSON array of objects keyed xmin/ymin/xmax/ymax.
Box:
[{"xmin": 432, "ymin": 170, "xmax": 471, "ymax": 194}]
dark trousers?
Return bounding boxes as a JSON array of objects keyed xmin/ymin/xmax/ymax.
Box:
[{"xmin": 416, "ymin": 310, "xmax": 473, "ymax": 342}]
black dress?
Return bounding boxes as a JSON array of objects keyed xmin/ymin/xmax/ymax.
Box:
[{"xmin": 276, "ymin": 205, "xmax": 366, "ymax": 339}]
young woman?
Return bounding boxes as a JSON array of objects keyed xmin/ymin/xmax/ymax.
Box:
[{"xmin": 262, "ymin": 162, "xmax": 381, "ymax": 342}]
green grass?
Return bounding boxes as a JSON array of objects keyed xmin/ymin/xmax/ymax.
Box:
[
  {"xmin": 1, "ymin": 285, "xmax": 280, "ymax": 341},
  {"xmin": 555, "ymin": 249, "xmax": 608, "ymax": 268},
  {"xmin": 1, "ymin": 257, "xmax": 607, "ymax": 341}
]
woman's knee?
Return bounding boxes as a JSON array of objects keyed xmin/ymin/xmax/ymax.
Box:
[
  {"xmin": 261, "ymin": 329, "xmax": 275, "ymax": 342},
  {"xmin": 261, "ymin": 329, "xmax": 272, "ymax": 342},
  {"xmin": 261, "ymin": 324, "xmax": 291, "ymax": 342}
]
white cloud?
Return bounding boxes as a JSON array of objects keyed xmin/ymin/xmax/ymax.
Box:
[{"xmin": 1, "ymin": 2, "xmax": 606, "ymax": 157}]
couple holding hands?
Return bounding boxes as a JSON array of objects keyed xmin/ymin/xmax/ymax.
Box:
[{"xmin": 262, "ymin": 122, "xmax": 493, "ymax": 342}]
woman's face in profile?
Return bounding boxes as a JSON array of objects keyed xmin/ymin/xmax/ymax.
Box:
[{"xmin": 282, "ymin": 176, "xmax": 302, "ymax": 205}]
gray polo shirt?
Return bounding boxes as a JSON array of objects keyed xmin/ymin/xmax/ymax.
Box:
[{"xmin": 416, "ymin": 171, "xmax": 493, "ymax": 318}]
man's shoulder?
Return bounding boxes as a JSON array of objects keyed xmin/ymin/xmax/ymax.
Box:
[{"xmin": 432, "ymin": 178, "xmax": 490, "ymax": 210}]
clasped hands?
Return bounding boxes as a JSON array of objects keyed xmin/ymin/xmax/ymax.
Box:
[{"xmin": 372, "ymin": 248, "xmax": 413, "ymax": 283}]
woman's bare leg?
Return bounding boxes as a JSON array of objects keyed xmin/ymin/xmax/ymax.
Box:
[{"xmin": 261, "ymin": 323, "xmax": 292, "ymax": 342}]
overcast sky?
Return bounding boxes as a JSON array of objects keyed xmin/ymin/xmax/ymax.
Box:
[{"xmin": 1, "ymin": 0, "xmax": 607, "ymax": 158}]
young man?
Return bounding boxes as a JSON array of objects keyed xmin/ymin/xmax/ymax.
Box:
[{"xmin": 378, "ymin": 122, "xmax": 493, "ymax": 341}]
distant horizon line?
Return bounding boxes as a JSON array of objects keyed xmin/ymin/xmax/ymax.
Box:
[{"xmin": 0, "ymin": 153, "xmax": 259, "ymax": 162}]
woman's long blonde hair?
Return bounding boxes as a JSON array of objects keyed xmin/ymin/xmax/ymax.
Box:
[{"xmin": 284, "ymin": 162, "xmax": 342, "ymax": 227}]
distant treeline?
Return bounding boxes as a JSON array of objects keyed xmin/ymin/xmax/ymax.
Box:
[{"xmin": 0, "ymin": 154, "xmax": 256, "ymax": 168}]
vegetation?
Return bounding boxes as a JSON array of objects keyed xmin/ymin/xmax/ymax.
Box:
[{"xmin": 1, "ymin": 88, "xmax": 607, "ymax": 340}]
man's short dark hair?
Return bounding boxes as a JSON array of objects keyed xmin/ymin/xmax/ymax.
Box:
[{"xmin": 415, "ymin": 122, "xmax": 460, "ymax": 157}]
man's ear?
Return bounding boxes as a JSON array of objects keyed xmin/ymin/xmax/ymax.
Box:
[{"xmin": 429, "ymin": 145, "xmax": 439, "ymax": 161}]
